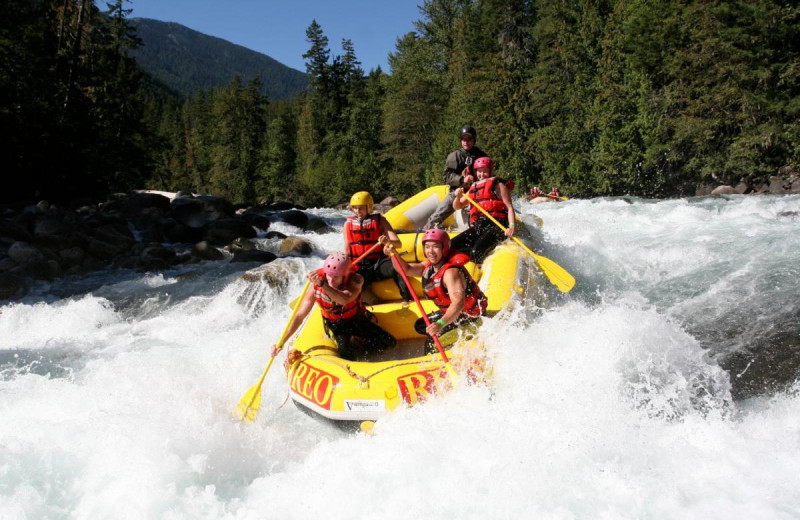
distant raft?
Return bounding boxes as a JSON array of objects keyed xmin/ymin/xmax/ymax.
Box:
[{"xmin": 529, "ymin": 194, "xmax": 569, "ymax": 204}]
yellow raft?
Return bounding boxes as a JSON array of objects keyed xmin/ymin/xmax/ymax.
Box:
[{"xmin": 285, "ymin": 186, "xmax": 538, "ymax": 427}]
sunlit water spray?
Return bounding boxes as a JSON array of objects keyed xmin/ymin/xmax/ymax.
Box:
[{"xmin": 1, "ymin": 196, "xmax": 799, "ymax": 519}]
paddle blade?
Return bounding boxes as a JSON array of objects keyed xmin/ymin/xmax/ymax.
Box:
[
  {"xmin": 533, "ymin": 253, "xmax": 576, "ymax": 293},
  {"xmin": 461, "ymin": 190, "xmax": 576, "ymax": 293},
  {"xmin": 233, "ymin": 384, "xmax": 263, "ymax": 422}
]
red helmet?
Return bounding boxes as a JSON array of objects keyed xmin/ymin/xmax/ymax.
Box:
[
  {"xmin": 474, "ymin": 156, "xmax": 494, "ymax": 175},
  {"xmin": 322, "ymin": 252, "xmax": 351, "ymax": 277},
  {"xmin": 421, "ymin": 228, "xmax": 450, "ymax": 256}
]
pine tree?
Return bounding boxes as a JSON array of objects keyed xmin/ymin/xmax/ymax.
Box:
[
  {"xmin": 208, "ymin": 76, "xmax": 268, "ymax": 203},
  {"xmin": 260, "ymin": 102, "xmax": 299, "ymax": 202},
  {"xmin": 182, "ymin": 92, "xmax": 213, "ymax": 193}
]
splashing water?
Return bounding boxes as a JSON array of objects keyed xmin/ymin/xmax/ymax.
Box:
[{"xmin": 1, "ymin": 196, "xmax": 798, "ymax": 519}]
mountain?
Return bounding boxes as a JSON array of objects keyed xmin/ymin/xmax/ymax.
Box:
[{"xmin": 130, "ymin": 18, "xmax": 308, "ymax": 100}]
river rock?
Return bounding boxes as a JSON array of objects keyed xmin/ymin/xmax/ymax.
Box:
[
  {"xmin": 711, "ymin": 185, "xmax": 737, "ymax": 195},
  {"xmin": 86, "ymin": 222, "xmax": 137, "ymax": 260},
  {"xmin": 163, "ymin": 219, "xmax": 203, "ymax": 243},
  {"xmin": 239, "ymin": 264, "xmax": 296, "ymax": 287},
  {"xmin": 191, "ymin": 241, "xmax": 225, "ymax": 261},
  {"xmin": 0, "ymin": 190, "xmax": 341, "ymax": 301},
  {"xmin": 305, "ymin": 217, "xmax": 335, "ymax": 233},
  {"xmin": 103, "ymin": 192, "xmax": 171, "ymax": 218},
  {"xmin": 260, "ymin": 200, "xmax": 301, "ymax": 211},
  {"xmin": 203, "ymin": 218, "xmax": 257, "ymax": 246},
  {"xmin": 279, "ymin": 236, "xmax": 313, "ymax": 256},
  {"xmin": 265, "ymin": 231, "xmax": 288, "ymax": 240},
  {"xmin": 34, "ymin": 213, "xmax": 73, "ymax": 236},
  {"xmin": 231, "ymin": 249, "xmax": 278, "ymax": 264},
  {"xmin": 20, "ymin": 258, "xmax": 62, "ymax": 281},
  {"xmin": 58, "ymin": 246, "xmax": 86, "ymax": 267},
  {"xmin": 240, "ymin": 213, "xmax": 272, "ymax": 231},
  {"xmin": 0, "ymin": 219, "xmax": 32, "ymax": 242},
  {"xmin": 8, "ymin": 241, "xmax": 45, "ymax": 265},
  {"xmin": 734, "ymin": 180, "xmax": 750, "ymax": 194},
  {"xmin": 129, "ymin": 208, "xmax": 169, "ymax": 242},
  {"xmin": 170, "ymin": 195, "xmax": 233, "ymax": 229},
  {"xmin": 0, "ymin": 272, "xmax": 27, "ymax": 299},
  {"xmin": 768, "ymin": 177, "xmax": 786, "ymax": 194},
  {"xmin": 274, "ymin": 209, "xmax": 308, "ymax": 228}
]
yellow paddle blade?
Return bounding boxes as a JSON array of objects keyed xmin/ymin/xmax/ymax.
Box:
[
  {"xmin": 360, "ymin": 421, "xmax": 376, "ymax": 435},
  {"xmin": 460, "ymin": 191, "xmax": 576, "ymax": 293},
  {"xmin": 233, "ymin": 384, "xmax": 262, "ymax": 422},
  {"xmin": 233, "ymin": 280, "xmax": 311, "ymax": 423},
  {"xmin": 510, "ymin": 234, "xmax": 575, "ymax": 292},
  {"xmin": 531, "ymin": 249, "xmax": 576, "ymax": 293}
]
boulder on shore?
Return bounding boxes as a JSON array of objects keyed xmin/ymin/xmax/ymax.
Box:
[{"xmin": 0, "ymin": 191, "xmax": 324, "ymax": 301}]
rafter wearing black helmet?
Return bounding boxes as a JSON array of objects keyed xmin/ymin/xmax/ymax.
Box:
[{"xmin": 423, "ymin": 125, "xmax": 487, "ymax": 230}]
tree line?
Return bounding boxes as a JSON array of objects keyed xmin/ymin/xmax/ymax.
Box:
[{"xmin": 2, "ymin": 0, "xmax": 798, "ymax": 207}]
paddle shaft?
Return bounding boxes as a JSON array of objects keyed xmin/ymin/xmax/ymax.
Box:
[
  {"xmin": 350, "ymin": 241, "xmax": 383, "ymax": 269},
  {"xmin": 246, "ymin": 356, "xmax": 276, "ymax": 406},
  {"xmin": 236, "ymin": 279, "xmax": 312, "ymax": 421},
  {"xmin": 459, "ymin": 190, "xmax": 575, "ymax": 293},
  {"xmin": 390, "ymin": 253, "xmax": 455, "ymax": 370}
]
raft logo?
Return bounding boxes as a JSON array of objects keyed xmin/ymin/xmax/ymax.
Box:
[
  {"xmin": 397, "ymin": 368, "xmax": 448, "ymax": 405},
  {"xmin": 290, "ymin": 362, "xmax": 339, "ymax": 410},
  {"xmin": 344, "ymin": 400, "xmax": 385, "ymax": 412}
]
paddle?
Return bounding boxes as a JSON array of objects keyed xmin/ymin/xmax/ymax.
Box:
[
  {"xmin": 548, "ymin": 194, "xmax": 569, "ymax": 201},
  {"xmin": 459, "ymin": 191, "xmax": 576, "ymax": 293},
  {"xmin": 233, "ymin": 279, "xmax": 312, "ymax": 422},
  {"xmin": 349, "ymin": 241, "xmax": 384, "ymax": 270},
  {"xmin": 389, "ymin": 253, "xmax": 458, "ymax": 382}
]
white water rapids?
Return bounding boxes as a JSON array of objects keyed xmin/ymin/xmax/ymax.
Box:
[{"xmin": 1, "ymin": 195, "xmax": 799, "ymax": 519}]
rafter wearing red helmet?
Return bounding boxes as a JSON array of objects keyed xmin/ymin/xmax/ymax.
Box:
[
  {"xmin": 272, "ymin": 252, "xmax": 395, "ymax": 364},
  {"xmin": 384, "ymin": 229, "xmax": 487, "ymax": 354},
  {"xmin": 345, "ymin": 191, "xmax": 413, "ymax": 302},
  {"xmin": 452, "ymin": 156, "xmax": 516, "ymax": 263}
]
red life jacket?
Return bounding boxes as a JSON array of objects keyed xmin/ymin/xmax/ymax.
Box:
[
  {"xmin": 468, "ymin": 177, "xmax": 513, "ymax": 225},
  {"xmin": 313, "ymin": 269, "xmax": 365, "ymax": 321},
  {"xmin": 345, "ymin": 214, "xmax": 382, "ymax": 261},
  {"xmin": 422, "ymin": 253, "xmax": 487, "ymax": 318}
]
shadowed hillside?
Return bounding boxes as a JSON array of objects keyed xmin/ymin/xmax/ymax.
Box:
[{"xmin": 130, "ymin": 18, "xmax": 308, "ymax": 100}]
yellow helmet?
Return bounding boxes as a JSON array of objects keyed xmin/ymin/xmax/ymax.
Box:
[{"xmin": 350, "ymin": 191, "xmax": 373, "ymax": 213}]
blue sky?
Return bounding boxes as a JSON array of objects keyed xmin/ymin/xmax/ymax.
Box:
[{"xmin": 128, "ymin": 0, "xmax": 424, "ymax": 73}]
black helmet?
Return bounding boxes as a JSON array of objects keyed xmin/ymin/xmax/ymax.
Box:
[{"xmin": 459, "ymin": 125, "xmax": 477, "ymax": 141}]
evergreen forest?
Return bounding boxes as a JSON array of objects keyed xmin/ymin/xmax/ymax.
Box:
[{"xmin": 2, "ymin": 0, "xmax": 799, "ymax": 207}]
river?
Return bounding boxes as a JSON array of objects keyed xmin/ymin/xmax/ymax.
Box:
[{"xmin": 1, "ymin": 195, "xmax": 798, "ymax": 519}]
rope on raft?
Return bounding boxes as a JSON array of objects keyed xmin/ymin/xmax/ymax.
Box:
[{"xmin": 297, "ymin": 345, "xmax": 448, "ymax": 384}]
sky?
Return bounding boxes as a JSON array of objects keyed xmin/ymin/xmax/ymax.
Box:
[{"xmin": 127, "ymin": 0, "xmax": 424, "ymax": 73}]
